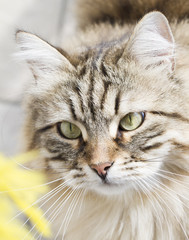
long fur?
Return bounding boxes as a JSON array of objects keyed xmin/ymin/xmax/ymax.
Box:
[
  {"xmin": 76, "ymin": 0, "xmax": 189, "ymax": 29},
  {"xmin": 16, "ymin": 0, "xmax": 189, "ymax": 239}
]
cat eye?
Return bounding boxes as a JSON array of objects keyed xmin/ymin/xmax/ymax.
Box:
[
  {"xmin": 58, "ymin": 121, "xmax": 82, "ymax": 139},
  {"xmin": 119, "ymin": 112, "xmax": 145, "ymax": 131}
]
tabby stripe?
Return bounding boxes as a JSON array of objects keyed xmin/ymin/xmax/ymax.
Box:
[
  {"xmin": 113, "ymin": 138, "xmax": 127, "ymax": 149},
  {"xmin": 50, "ymin": 154, "xmax": 68, "ymax": 161},
  {"xmin": 172, "ymin": 141, "xmax": 189, "ymax": 151},
  {"xmin": 88, "ymin": 70, "xmax": 95, "ymax": 120},
  {"xmin": 69, "ymin": 97, "xmax": 77, "ymax": 120},
  {"xmin": 115, "ymin": 91, "xmax": 121, "ymax": 115},
  {"xmin": 73, "ymin": 173, "xmax": 86, "ymax": 178},
  {"xmin": 46, "ymin": 140, "xmax": 65, "ymax": 153},
  {"xmin": 132, "ymin": 124, "xmax": 165, "ymax": 142},
  {"xmin": 99, "ymin": 46, "xmax": 114, "ymax": 72},
  {"xmin": 143, "ymin": 124, "xmax": 161, "ymax": 132},
  {"xmin": 116, "ymin": 125, "xmax": 165, "ymax": 151},
  {"xmin": 138, "ymin": 130, "xmax": 166, "ymax": 147},
  {"xmin": 140, "ymin": 142, "xmax": 164, "ymax": 151},
  {"xmin": 100, "ymin": 81, "xmax": 111, "ymax": 109},
  {"xmin": 37, "ymin": 124, "xmax": 53, "ymax": 133},
  {"xmin": 124, "ymin": 158, "xmax": 146, "ymax": 164},
  {"xmin": 135, "ymin": 128, "xmax": 165, "ymax": 149},
  {"xmin": 72, "ymin": 161, "xmax": 83, "ymax": 171},
  {"xmin": 74, "ymin": 84, "xmax": 85, "ymax": 114},
  {"xmin": 100, "ymin": 61, "xmax": 109, "ymax": 77},
  {"xmin": 32, "ymin": 125, "xmax": 54, "ymax": 149},
  {"xmin": 79, "ymin": 65, "xmax": 86, "ymax": 77},
  {"xmin": 144, "ymin": 130, "xmax": 165, "ymax": 140},
  {"xmin": 114, "ymin": 47, "xmax": 125, "ymax": 64},
  {"xmin": 150, "ymin": 111, "xmax": 189, "ymax": 123}
]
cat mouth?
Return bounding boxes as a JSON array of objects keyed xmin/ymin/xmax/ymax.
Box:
[
  {"xmin": 92, "ymin": 179, "xmax": 131, "ymax": 195},
  {"xmin": 96, "ymin": 173, "xmax": 114, "ymax": 185},
  {"xmin": 101, "ymin": 179, "xmax": 111, "ymax": 185},
  {"xmin": 99, "ymin": 178, "xmax": 122, "ymax": 187}
]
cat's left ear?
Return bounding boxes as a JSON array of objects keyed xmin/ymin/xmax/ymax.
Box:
[
  {"xmin": 16, "ymin": 31, "xmax": 75, "ymax": 81},
  {"xmin": 126, "ymin": 11, "xmax": 175, "ymax": 73}
]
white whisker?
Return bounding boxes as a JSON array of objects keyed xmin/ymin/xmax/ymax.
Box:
[
  {"xmin": 1, "ymin": 176, "xmax": 64, "ymax": 194},
  {"xmin": 134, "ymin": 178, "xmax": 164, "ymax": 237},
  {"xmin": 34, "ymin": 182, "xmax": 74, "ymax": 240},
  {"xmin": 22, "ymin": 180, "xmax": 71, "ymax": 240},
  {"xmin": 54, "ymin": 184, "xmax": 81, "ymax": 240},
  {"xmin": 143, "ymin": 176, "xmax": 189, "ymax": 239},
  {"xmin": 62, "ymin": 186, "xmax": 84, "ymax": 238}
]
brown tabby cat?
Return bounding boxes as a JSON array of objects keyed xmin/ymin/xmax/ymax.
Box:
[{"xmin": 16, "ymin": 0, "xmax": 189, "ymax": 239}]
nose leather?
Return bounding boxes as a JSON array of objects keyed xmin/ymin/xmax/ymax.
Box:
[{"xmin": 91, "ymin": 162, "xmax": 113, "ymax": 179}]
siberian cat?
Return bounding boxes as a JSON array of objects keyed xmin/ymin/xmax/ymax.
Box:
[{"xmin": 16, "ymin": 0, "xmax": 189, "ymax": 239}]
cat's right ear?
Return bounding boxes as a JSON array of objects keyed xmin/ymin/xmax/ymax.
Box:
[
  {"xmin": 16, "ymin": 31, "xmax": 75, "ymax": 82},
  {"xmin": 125, "ymin": 12, "xmax": 175, "ymax": 74}
]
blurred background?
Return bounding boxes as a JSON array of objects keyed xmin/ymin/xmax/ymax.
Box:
[{"xmin": 0, "ymin": 0, "xmax": 75, "ymax": 156}]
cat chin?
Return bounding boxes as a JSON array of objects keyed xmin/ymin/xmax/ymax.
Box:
[{"xmin": 88, "ymin": 181, "xmax": 134, "ymax": 196}]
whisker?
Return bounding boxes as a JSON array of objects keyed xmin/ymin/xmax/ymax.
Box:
[
  {"xmin": 123, "ymin": 148, "xmax": 189, "ymax": 165},
  {"xmin": 148, "ymin": 174, "xmax": 189, "ymax": 208},
  {"xmin": 157, "ymin": 168, "xmax": 189, "ymax": 179},
  {"xmin": 143, "ymin": 177, "xmax": 189, "ymax": 239},
  {"xmin": 62, "ymin": 186, "xmax": 84, "ymax": 238},
  {"xmin": 143, "ymin": 166, "xmax": 189, "ymax": 196},
  {"xmin": 8, "ymin": 178, "xmax": 66, "ymax": 224},
  {"xmin": 77, "ymin": 188, "xmax": 86, "ymax": 217},
  {"xmin": 40, "ymin": 181, "xmax": 75, "ymax": 223},
  {"xmin": 139, "ymin": 178, "xmax": 172, "ymax": 239},
  {"xmin": 133, "ymin": 181, "xmax": 145, "ymax": 210},
  {"xmin": 34, "ymin": 183, "xmax": 75, "ymax": 240},
  {"xmin": 54, "ymin": 186, "xmax": 82, "ymax": 240},
  {"xmin": 21, "ymin": 179, "xmax": 72, "ymax": 239},
  {"xmin": 1, "ymin": 176, "xmax": 65, "ymax": 194},
  {"xmin": 134, "ymin": 178, "xmax": 165, "ymax": 236}
]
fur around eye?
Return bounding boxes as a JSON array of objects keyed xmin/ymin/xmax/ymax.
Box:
[
  {"xmin": 57, "ymin": 121, "xmax": 82, "ymax": 139},
  {"xmin": 119, "ymin": 112, "xmax": 145, "ymax": 131}
]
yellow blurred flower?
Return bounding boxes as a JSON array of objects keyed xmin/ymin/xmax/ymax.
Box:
[{"xmin": 0, "ymin": 151, "xmax": 51, "ymax": 239}]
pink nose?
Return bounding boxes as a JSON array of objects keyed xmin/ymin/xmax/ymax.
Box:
[{"xmin": 91, "ymin": 162, "xmax": 113, "ymax": 179}]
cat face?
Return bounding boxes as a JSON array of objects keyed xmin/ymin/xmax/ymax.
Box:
[
  {"xmin": 25, "ymin": 65, "xmax": 187, "ymax": 195},
  {"xmin": 16, "ymin": 12, "xmax": 189, "ymax": 195}
]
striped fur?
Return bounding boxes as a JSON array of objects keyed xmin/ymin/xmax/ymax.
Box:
[
  {"xmin": 76, "ymin": 0, "xmax": 189, "ymax": 29},
  {"xmin": 16, "ymin": 1, "xmax": 189, "ymax": 240}
]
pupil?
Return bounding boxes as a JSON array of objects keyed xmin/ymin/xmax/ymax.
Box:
[
  {"xmin": 128, "ymin": 115, "xmax": 132, "ymax": 124},
  {"xmin": 69, "ymin": 123, "xmax": 72, "ymax": 132}
]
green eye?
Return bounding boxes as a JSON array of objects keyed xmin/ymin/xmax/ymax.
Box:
[
  {"xmin": 119, "ymin": 112, "xmax": 145, "ymax": 131},
  {"xmin": 58, "ymin": 121, "xmax": 81, "ymax": 139}
]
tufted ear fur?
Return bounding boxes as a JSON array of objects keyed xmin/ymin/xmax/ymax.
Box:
[
  {"xmin": 16, "ymin": 31, "xmax": 75, "ymax": 82},
  {"xmin": 126, "ymin": 12, "xmax": 175, "ymax": 73}
]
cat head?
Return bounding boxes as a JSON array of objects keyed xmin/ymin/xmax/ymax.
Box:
[{"xmin": 16, "ymin": 12, "xmax": 189, "ymax": 195}]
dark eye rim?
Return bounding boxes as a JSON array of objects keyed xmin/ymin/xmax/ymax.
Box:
[
  {"xmin": 57, "ymin": 122, "xmax": 82, "ymax": 140},
  {"xmin": 119, "ymin": 112, "xmax": 146, "ymax": 131}
]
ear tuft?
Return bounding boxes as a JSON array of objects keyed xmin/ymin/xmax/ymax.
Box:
[
  {"xmin": 16, "ymin": 31, "xmax": 74, "ymax": 80},
  {"xmin": 127, "ymin": 12, "xmax": 175, "ymax": 73}
]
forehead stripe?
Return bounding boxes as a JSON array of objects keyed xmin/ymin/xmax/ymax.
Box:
[
  {"xmin": 140, "ymin": 142, "xmax": 164, "ymax": 151},
  {"xmin": 69, "ymin": 97, "xmax": 78, "ymax": 121},
  {"xmin": 100, "ymin": 81, "xmax": 111, "ymax": 110},
  {"xmin": 100, "ymin": 61, "xmax": 109, "ymax": 77},
  {"xmin": 73, "ymin": 83, "xmax": 85, "ymax": 114},
  {"xmin": 150, "ymin": 111, "xmax": 189, "ymax": 123},
  {"xmin": 115, "ymin": 91, "xmax": 121, "ymax": 115},
  {"xmin": 88, "ymin": 69, "xmax": 95, "ymax": 120}
]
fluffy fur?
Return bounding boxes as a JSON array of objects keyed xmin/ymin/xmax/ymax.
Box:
[
  {"xmin": 16, "ymin": 1, "xmax": 189, "ymax": 239},
  {"xmin": 76, "ymin": 0, "xmax": 189, "ymax": 29}
]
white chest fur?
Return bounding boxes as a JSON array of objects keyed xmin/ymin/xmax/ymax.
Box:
[{"xmin": 49, "ymin": 186, "xmax": 189, "ymax": 240}]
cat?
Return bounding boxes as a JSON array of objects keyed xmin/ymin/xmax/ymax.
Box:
[{"xmin": 16, "ymin": 0, "xmax": 189, "ymax": 239}]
